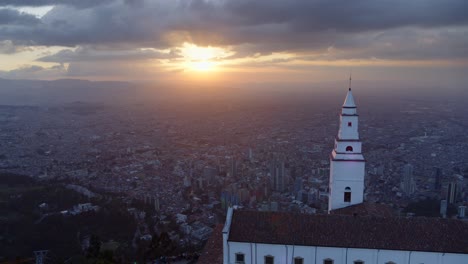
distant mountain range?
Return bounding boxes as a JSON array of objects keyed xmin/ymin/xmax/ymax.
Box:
[{"xmin": 0, "ymin": 78, "xmax": 134, "ymax": 105}]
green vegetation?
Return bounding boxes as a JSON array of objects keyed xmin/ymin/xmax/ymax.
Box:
[{"xmin": 0, "ymin": 173, "xmax": 137, "ymax": 262}]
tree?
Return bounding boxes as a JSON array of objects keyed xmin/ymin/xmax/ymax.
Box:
[{"xmin": 87, "ymin": 235, "xmax": 101, "ymax": 258}]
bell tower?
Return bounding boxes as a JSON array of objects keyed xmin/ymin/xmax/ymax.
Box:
[{"xmin": 328, "ymin": 77, "xmax": 365, "ymax": 212}]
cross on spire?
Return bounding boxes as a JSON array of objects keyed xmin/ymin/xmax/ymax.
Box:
[{"xmin": 348, "ymin": 71, "xmax": 352, "ymax": 91}]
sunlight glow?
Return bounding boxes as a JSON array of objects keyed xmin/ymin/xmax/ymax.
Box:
[
  {"xmin": 191, "ymin": 60, "xmax": 215, "ymax": 71},
  {"xmin": 179, "ymin": 43, "xmax": 233, "ymax": 72}
]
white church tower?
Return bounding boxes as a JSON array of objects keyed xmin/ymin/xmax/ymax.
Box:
[{"xmin": 328, "ymin": 77, "xmax": 365, "ymax": 212}]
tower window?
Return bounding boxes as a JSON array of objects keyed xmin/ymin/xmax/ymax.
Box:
[
  {"xmin": 265, "ymin": 256, "xmax": 274, "ymax": 264},
  {"xmin": 344, "ymin": 187, "xmax": 351, "ymax": 202},
  {"xmin": 324, "ymin": 259, "xmax": 334, "ymax": 264},
  {"xmin": 354, "ymin": 261, "xmax": 364, "ymax": 264},
  {"xmin": 348, "ymin": 122, "xmax": 352, "ymax": 127},
  {"xmin": 346, "ymin": 146, "xmax": 353, "ymax": 152}
]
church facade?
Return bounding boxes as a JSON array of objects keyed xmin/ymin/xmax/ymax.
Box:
[
  {"xmin": 222, "ymin": 209, "xmax": 468, "ymax": 264},
  {"xmin": 218, "ymin": 87, "xmax": 468, "ymax": 264}
]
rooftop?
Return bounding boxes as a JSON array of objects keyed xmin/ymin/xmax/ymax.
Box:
[
  {"xmin": 342, "ymin": 89, "xmax": 356, "ymax": 108},
  {"xmin": 228, "ymin": 210, "xmax": 468, "ymax": 254},
  {"xmin": 330, "ymin": 202, "xmax": 394, "ymax": 217},
  {"xmin": 198, "ymin": 224, "xmax": 224, "ymax": 264}
]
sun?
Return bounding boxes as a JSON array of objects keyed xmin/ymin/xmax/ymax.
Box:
[
  {"xmin": 180, "ymin": 43, "xmax": 232, "ymax": 72},
  {"xmin": 191, "ymin": 60, "xmax": 215, "ymax": 71}
]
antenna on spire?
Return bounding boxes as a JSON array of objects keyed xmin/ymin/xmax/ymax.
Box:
[{"xmin": 348, "ymin": 70, "xmax": 352, "ymax": 91}]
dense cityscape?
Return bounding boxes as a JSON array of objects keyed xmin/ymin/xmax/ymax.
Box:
[{"xmin": 1, "ymin": 81, "xmax": 467, "ymax": 262}]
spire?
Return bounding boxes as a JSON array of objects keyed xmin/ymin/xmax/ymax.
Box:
[
  {"xmin": 343, "ymin": 75, "xmax": 356, "ymax": 108},
  {"xmin": 348, "ymin": 72, "xmax": 352, "ymax": 91}
]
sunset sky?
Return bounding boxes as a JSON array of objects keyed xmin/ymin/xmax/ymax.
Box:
[{"xmin": 0, "ymin": 0, "xmax": 467, "ymax": 85}]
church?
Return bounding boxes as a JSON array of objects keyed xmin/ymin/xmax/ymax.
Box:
[{"xmin": 200, "ymin": 84, "xmax": 468, "ymax": 264}]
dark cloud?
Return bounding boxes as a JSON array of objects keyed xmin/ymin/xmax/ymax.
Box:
[
  {"xmin": 37, "ymin": 45, "xmax": 179, "ymax": 63},
  {"xmin": 219, "ymin": 0, "xmax": 468, "ymax": 31},
  {"xmin": 0, "ymin": 0, "xmax": 115, "ymax": 9},
  {"xmin": 0, "ymin": 4, "xmax": 172, "ymax": 47},
  {"xmin": 0, "ymin": 8, "xmax": 40, "ymax": 25}
]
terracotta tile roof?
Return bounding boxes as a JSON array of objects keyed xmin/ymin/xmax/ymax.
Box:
[
  {"xmin": 330, "ymin": 202, "xmax": 394, "ymax": 217},
  {"xmin": 198, "ymin": 224, "xmax": 224, "ymax": 264},
  {"xmin": 228, "ymin": 210, "xmax": 468, "ymax": 254}
]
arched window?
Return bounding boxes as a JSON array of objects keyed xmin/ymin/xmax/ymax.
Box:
[
  {"xmin": 324, "ymin": 259, "xmax": 334, "ymax": 264},
  {"xmin": 235, "ymin": 253, "xmax": 245, "ymax": 264},
  {"xmin": 354, "ymin": 261, "xmax": 364, "ymax": 264},
  {"xmin": 265, "ymin": 255, "xmax": 274, "ymax": 264},
  {"xmin": 294, "ymin": 257, "xmax": 304, "ymax": 264},
  {"xmin": 348, "ymin": 122, "xmax": 352, "ymax": 127},
  {"xmin": 385, "ymin": 262, "xmax": 396, "ymax": 264},
  {"xmin": 346, "ymin": 146, "xmax": 353, "ymax": 152},
  {"xmin": 344, "ymin": 187, "xmax": 351, "ymax": 202}
]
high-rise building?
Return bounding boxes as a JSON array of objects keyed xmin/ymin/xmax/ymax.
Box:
[
  {"xmin": 228, "ymin": 157, "xmax": 237, "ymax": 178},
  {"xmin": 440, "ymin": 199, "xmax": 448, "ymax": 218},
  {"xmin": 328, "ymin": 84, "xmax": 365, "ymax": 212},
  {"xmin": 433, "ymin": 167, "xmax": 442, "ymax": 191},
  {"xmin": 401, "ymin": 163, "xmax": 416, "ymax": 195},
  {"xmin": 270, "ymin": 156, "xmax": 286, "ymax": 192},
  {"xmin": 294, "ymin": 176, "xmax": 303, "ymax": 193},
  {"xmin": 447, "ymin": 181, "xmax": 458, "ymax": 204}
]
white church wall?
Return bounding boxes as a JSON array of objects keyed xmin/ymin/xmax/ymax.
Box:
[
  {"xmin": 410, "ymin": 251, "xmax": 439, "ymax": 264},
  {"xmin": 287, "ymin": 245, "xmax": 315, "ymax": 263},
  {"xmin": 437, "ymin": 253, "xmax": 468, "ymax": 264},
  {"xmin": 228, "ymin": 242, "xmax": 252, "ymax": 263},
  {"xmin": 346, "ymin": 248, "xmax": 376, "ymax": 263},
  {"xmin": 316, "ymin": 246, "xmax": 345, "ymax": 263},
  {"xmin": 255, "ymin": 243, "xmax": 286, "ymax": 264},
  {"xmin": 377, "ymin": 249, "xmax": 408, "ymax": 264},
  {"xmin": 225, "ymin": 242, "xmax": 468, "ymax": 264}
]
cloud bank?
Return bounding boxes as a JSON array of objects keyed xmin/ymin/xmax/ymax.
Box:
[{"xmin": 0, "ymin": 0, "xmax": 467, "ymax": 80}]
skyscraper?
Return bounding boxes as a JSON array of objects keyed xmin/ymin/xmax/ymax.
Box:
[
  {"xmin": 228, "ymin": 157, "xmax": 237, "ymax": 179},
  {"xmin": 433, "ymin": 167, "xmax": 442, "ymax": 191},
  {"xmin": 447, "ymin": 181, "xmax": 458, "ymax": 204},
  {"xmin": 401, "ymin": 163, "xmax": 416, "ymax": 195},
  {"xmin": 270, "ymin": 156, "xmax": 286, "ymax": 192}
]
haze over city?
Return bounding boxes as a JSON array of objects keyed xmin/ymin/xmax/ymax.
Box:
[{"xmin": 0, "ymin": 1, "xmax": 467, "ymax": 263}]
